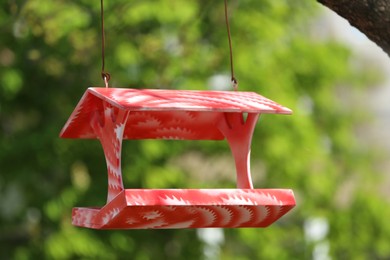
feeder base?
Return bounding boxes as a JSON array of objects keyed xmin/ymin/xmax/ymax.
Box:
[{"xmin": 72, "ymin": 189, "xmax": 295, "ymax": 229}]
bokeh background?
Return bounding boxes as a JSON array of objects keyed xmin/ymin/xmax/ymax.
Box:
[{"xmin": 1, "ymin": 0, "xmax": 390, "ymax": 259}]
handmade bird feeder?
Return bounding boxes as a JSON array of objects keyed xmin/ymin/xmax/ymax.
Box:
[
  {"xmin": 60, "ymin": 88, "xmax": 295, "ymax": 229},
  {"xmin": 60, "ymin": 1, "xmax": 296, "ymax": 229}
]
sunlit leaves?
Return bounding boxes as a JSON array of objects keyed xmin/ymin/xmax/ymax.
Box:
[
  {"xmin": 45, "ymin": 227, "xmax": 114, "ymax": 259},
  {"xmin": 22, "ymin": 1, "xmax": 91, "ymax": 44}
]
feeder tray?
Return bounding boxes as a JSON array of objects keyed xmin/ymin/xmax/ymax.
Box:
[{"xmin": 60, "ymin": 88, "xmax": 295, "ymax": 229}]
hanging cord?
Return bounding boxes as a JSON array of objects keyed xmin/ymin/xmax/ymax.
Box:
[
  {"xmin": 99, "ymin": 0, "xmax": 234, "ymax": 89},
  {"xmin": 101, "ymin": 0, "xmax": 110, "ymax": 88},
  {"xmin": 224, "ymin": 0, "xmax": 238, "ymax": 91}
]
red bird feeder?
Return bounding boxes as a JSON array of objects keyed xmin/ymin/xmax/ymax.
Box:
[{"xmin": 60, "ymin": 87, "xmax": 296, "ymax": 229}]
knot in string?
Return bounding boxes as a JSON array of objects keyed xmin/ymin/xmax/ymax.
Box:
[
  {"xmin": 101, "ymin": 72, "xmax": 111, "ymax": 88},
  {"xmin": 232, "ymin": 77, "xmax": 238, "ymax": 91}
]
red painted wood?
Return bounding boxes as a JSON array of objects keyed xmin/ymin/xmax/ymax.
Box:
[
  {"xmin": 60, "ymin": 88, "xmax": 295, "ymax": 229},
  {"xmin": 60, "ymin": 88, "xmax": 291, "ymax": 140},
  {"xmin": 72, "ymin": 189, "xmax": 295, "ymax": 229}
]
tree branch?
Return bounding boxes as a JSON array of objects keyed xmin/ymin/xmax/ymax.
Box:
[{"xmin": 317, "ymin": 0, "xmax": 390, "ymax": 57}]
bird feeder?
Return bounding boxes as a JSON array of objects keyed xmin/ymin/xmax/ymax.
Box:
[{"xmin": 60, "ymin": 87, "xmax": 296, "ymax": 229}]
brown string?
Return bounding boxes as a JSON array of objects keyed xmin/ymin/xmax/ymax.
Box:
[
  {"xmin": 100, "ymin": 0, "xmax": 235, "ymax": 90},
  {"xmin": 101, "ymin": 0, "xmax": 110, "ymax": 87},
  {"xmin": 224, "ymin": 0, "xmax": 238, "ymax": 91}
]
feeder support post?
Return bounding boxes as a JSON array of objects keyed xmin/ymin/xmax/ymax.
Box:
[
  {"xmin": 91, "ymin": 103, "xmax": 130, "ymax": 203},
  {"xmin": 218, "ymin": 112, "xmax": 260, "ymax": 189}
]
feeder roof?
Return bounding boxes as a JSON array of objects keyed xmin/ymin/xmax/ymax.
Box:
[{"xmin": 60, "ymin": 88, "xmax": 292, "ymax": 140}]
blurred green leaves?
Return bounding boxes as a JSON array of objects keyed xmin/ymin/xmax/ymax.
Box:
[
  {"xmin": 22, "ymin": 1, "xmax": 91, "ymax": 44},
  {"xmin": 1, "ymin": 69, "xmax": 23, "ymax": 99}
]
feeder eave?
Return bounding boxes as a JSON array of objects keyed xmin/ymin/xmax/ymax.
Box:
[
  {"xmin": 88, "ymin": 87, "xmax": 292, "ymax": 114},
  {"xmin": 59, "ymin": 89, "xmax": 98, "ymax": 139},
  {"xmin": 60, "ymin": 87, "xmax": 292, "ymax": 139}
]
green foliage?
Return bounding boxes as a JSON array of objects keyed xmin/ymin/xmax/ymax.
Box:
[{"xmin": 0, "ymin": 0, "xmax": 387, "ymax": 259}]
